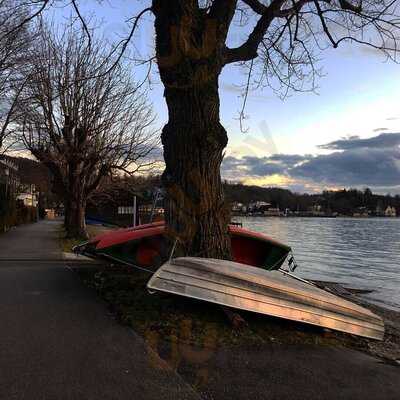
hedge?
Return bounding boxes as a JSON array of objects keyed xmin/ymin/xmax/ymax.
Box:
[{"xmin": 0, "ymin": 183, "xmax": 37, "ymax": 232}]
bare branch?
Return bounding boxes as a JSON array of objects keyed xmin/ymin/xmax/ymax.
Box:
[
  {"xmin": 0, "ymin": 1, "xmax": 49, "ymax": 40},
  {"xmin": 104, "ymin": 7, "xmax": 153, "ymax": 76},
  {"xmin": 241, "ymin": 0, "xmax": 267, "ymax": 15},
  {"xmin": 71, "ymin": 0, "xmax": 92, "ymax": 49}
]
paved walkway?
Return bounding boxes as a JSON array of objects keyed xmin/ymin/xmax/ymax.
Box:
[
  {"xmin": 0, "ymin": 220, "xmax": 199, "ymax": 400},
  {"xmin": 0, "ymin": 219, "xmax": 62, "ymax": 260}
]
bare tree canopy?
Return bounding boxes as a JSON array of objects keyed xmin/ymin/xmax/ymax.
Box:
[
  {"xmin": 17, "ymin": 21, "xmax": 157, "ymax": 238},
  {"xmin": 0, "ymin": 0, "xmax": 35, "ymax": 152}
]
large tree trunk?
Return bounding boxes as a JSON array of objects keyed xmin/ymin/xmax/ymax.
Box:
[
  {"xmin": 161, "ymin": 77, "xmax": 231, "ymax": 259},
  {"xmin": 153, "ymin": 0, "xmax": 234, "ymax": 258},
  {"xmin": 65, "ymin": 198, "xmax": 87, "ymax": 239},
  {"xmin": 63, "ymin": 199, "xmax": 70, "ymax": 228},
  {"xmin": 64, "ymin": 164, "xmax": 88, "ymax": 239}
]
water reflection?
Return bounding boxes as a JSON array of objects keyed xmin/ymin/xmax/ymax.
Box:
[{"xmin": 237, "ymin": 217, "xmax": 400, "ymax": 310}]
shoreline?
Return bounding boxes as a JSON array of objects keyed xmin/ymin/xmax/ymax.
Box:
[
  {"xmin": 233, "ymin": 214, "xmax": 400, "ymax": 219},
  {"xmin": 348, "ymin": 297, "xmax": 400, "ymax": 364}
]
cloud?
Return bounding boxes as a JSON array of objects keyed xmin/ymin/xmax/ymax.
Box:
[
  {"xmin": 373, "ymin": 128, "xmax": 389, "ymax": 132},
  {"xmin": 318, "ymin": 132, "xmax": 400, "ymax": 150},
  {"xmin": 268, "ymin": 154, "xmax": 309, "ymax": 165},
  {"xmin": 247, "ymin": 160, "xmax": 286, "ymax": 176},
  {"xmin": 291, "ymin": 148, "xmax": 400, "ymax": 187},
  {"xmin": 222, "ymin": 155, "xmax": 283, "ymax": 179},
  {"xmin": 222, "ymin": 132, "xmax": 400, "ymax": 192},
  {"xmin": 222, "ymin": 153, "xmax": 308, "ymax": 180}
]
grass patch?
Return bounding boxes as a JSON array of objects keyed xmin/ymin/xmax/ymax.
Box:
[
  {"xmin": 77, "ymin": 266, "xmax": 257, "ymax": 347},
  {"xmin": 59, "ymin": 230, "xmax": 85, "ymax": 253},
  {"xmin": 59, "ymin": 224, "xmax": 115, "ymax": 253},
  {"xmin": 74, "ymin": 264, "xmax": 367, "ymax": 351}
]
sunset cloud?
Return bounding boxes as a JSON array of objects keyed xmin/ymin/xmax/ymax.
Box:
[{"xmin": 222, "ymin": 132, "xmax": 400, "ymax": 193}]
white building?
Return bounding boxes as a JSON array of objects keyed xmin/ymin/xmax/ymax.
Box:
[
  {"xmin": 17, "ymin": 183, "xmax": 38, "ymax": 207},
  {"xmin": 385, "ymin": 206, "xmax": 397, "ymax": 217}
]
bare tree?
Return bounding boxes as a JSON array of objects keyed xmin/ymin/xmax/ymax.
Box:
[
  {"xmin": 7, "ymin": 1, "xmax": 400, "ymax": 257},
  {"xmin": 0, "ymin": 0, "xmax": 35, "ymax": 152},
  {"xmin": 17, "ymin": 23, "xmax": 157, "ymax": 238},
  {"xmin": 150, "ymin": 0, "xmax": 400, "ymax": 259}
]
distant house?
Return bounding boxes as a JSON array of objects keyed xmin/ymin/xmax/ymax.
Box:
[
  {"xmin": 385, "ymin": 206, "xmax": 397, "ymax": 217},
  {"xmin": 353, "ymin": 206, "xmax": 369, "ymax": 218},
  {"xmin": 264, "ymin": 207, "xmax": 283, "ymax": 217},
  {"xmin": 0, "ymin": 158, "xmax": 19, "ymax": 231},
  {"xmin": 0, "ymin": 157, "xmax": 19, "ymax": 190},
  {"xmin": 375, "ymin": 204, "xmax": 385, "ymax": 217},
  {"xmin": 309, "ymin": 204, "xmax": 325, "ymax": 217},
  {"xmin": 17, "ymin": 183, "xmax": 39, "ymax": 207},
  {"xmin": 231, "ymin": 202, "xmax": 248, "ymax": 215},
  {"xmin": 248, "ymin": 201, "xmax": 271, "ymax": 213},
  {"xmin": 231, "ymin": 202, "xmax": 244, "ymax": 212}
]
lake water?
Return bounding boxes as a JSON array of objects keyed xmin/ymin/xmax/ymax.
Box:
[{"xmin": 235, "ymin": 217, "xmax": 400, "ymax": 311}]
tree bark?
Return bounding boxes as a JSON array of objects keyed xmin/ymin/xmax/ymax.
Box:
[
  {"xmin": 67, "ymin": 200, "xmax": 87, "ymax": 238},
  {"xmin": 64, "ymin": 163, "xmax": 88, "ymax": 239},
  {"xmin": 152, "ymin": 0, "xmax": 233, "ymax": 258},
  {"xmin": 65, "ymin": 196, "xmax": 87, "ymax": 239},
  {"xmin": 161, "ymin": 76, "xmax": 231, "ymax": 259}
]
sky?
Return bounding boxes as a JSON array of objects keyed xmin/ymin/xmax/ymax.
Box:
[{"xmin": 49, "ymin": 0, "xmax": 400, "ymax": 195}]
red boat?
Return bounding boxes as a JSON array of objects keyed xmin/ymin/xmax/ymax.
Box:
[{"xmin": 75, "ymin": 221, "xmax": 291, "ymax": 271}]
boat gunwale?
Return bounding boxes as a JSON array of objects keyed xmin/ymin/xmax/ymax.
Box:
[{"xmin": 92, "ymin": 223, "xmax": 291, "ymax": 254}]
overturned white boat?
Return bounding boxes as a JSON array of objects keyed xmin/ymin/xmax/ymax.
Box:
[{"xmin": 147, "ymin": 257, "xmax": 384, "ymax": 340}]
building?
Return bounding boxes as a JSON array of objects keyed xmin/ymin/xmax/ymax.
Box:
[
  {"xmin": 0, "ymin": 157, "xmax": 19, "ymax": 190},
  {"xmin": 263, "ymin": 207, "xmax": 283, "ymax": 217},
  {"xmin": 17, "ymin": 183, "xmax": 39, "ymax": 207},
  {"xmin": 375, "ymin": 204, "xmax": 385, "ymax": 217},
  {"xmin": 385, "ymin": 206, "xmax": 397, "ymax": 217},
  {"xmin": 0, "ymin": 157, "xmax": 19, "ymax": 232},
  {"xmin": 309, "ymin": 204, "xmax": 326, "ymax": 217},
  {"xmin": 231, "ymin": 202, "xmax": 244, "ymax": 212},
  {"xmin": 248, "ymin": 201, "xmax": 271, "ymax": 213},
  {"xmin": 353, "ymin": 206, "xmax": 369, "ymax": 218}
]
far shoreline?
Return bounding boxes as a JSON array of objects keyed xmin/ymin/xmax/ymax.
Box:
[{"xmin": 234, "ymin": 214, "xmax": 400, "ymax": 219}]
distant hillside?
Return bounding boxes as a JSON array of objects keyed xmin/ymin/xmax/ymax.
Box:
[
  {"xmin": 224, "ymin": 183, "xmax": 297, "ymax": 208},
  {"xmin": 5, "ymin": 161, "xmax": 398, "ymax": 216},
  {"xmin": 224, "ymin": 182, "xmax": 400, "ymax": 215}
]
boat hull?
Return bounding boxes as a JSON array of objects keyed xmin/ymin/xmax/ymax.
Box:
[
  {"xmin": 77, "ymin": 222, "xmax": 291, "ymax": 271},
  {"xmin": 147, "ymin": 257, "xmax": 384, "ymax": 340}
]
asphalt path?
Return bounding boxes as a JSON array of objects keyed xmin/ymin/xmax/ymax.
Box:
[{"xmin": 0, "ymin": 220, "xmax": 199, "ymax": 400}]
